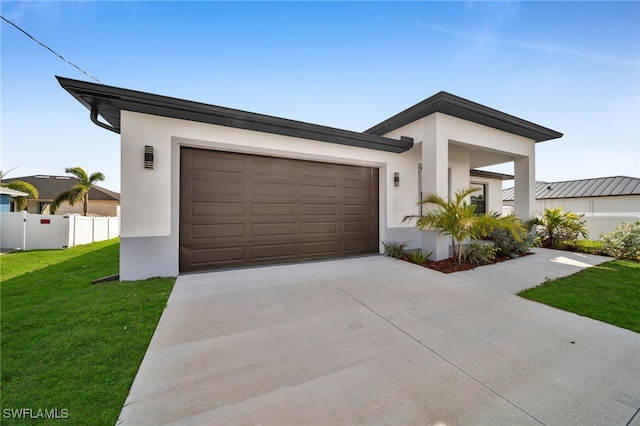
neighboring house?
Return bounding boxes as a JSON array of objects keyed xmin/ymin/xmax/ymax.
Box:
[
  {"xmin": 0, "ymin": 187, "xmax": 28, "ymax": 212},
  {"xmin": 2, "ymin": 175, "xmax": 120, "ymax": 216},
  {"xmin": 59, "ymin": 76, "xmax": 562, "ymax": 280},
  {"xmin": 503, "ymin": 176, "xmax": 640, "ymax": 238}
]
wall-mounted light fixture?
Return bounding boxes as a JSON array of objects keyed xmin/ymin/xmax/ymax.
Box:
[
  {"xmin": 394, "ymin": 172, "xmax": 400, "ymax": 187},
  {"xmin": 144, "ymin": 145, "xmax": 154, "ymax": 169}
]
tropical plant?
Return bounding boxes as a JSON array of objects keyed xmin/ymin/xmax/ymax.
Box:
[
  {"xmin": 534, "ymin": 208, "xmax": 588, "ymax": 248},
  {"xmin": 381, "ymin": 241, "xmax": 408, "ymax": 259},
  {"xmin": 50, "ymin": 167, "xmax": 105, "ymax": 216},
  {"xmin": 601, "ymin": 221, "xmax": 640, "ymax": 261},
  {"xmin": 462, "ymin": 242, "xmax": 497, "ymax": 265},
  {"xmin": 488, "ymin": 214, "xmax": 536, "ymax": 258},
  {"xmin": 0, "ymin": 170, "xmax": 39, "ymax": 211},
  {"xmin": 403, "ymin": 187, "xmax": 526, "ymax": 263},
  {"xmin": 405, "ymin": 249, "xmax": 432, "ymax": 265}
]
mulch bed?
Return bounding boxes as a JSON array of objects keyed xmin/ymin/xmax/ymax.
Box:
[{"xmin": 403, "ymin": 252, "xmax": 532, "ymax": 274}]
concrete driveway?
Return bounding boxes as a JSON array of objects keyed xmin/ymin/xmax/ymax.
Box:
[{"xmin": 118, "ymin": 250, "xmax": 639, "ymax": 425}]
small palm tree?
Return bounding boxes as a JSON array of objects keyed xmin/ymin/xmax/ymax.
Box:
[
  {"xmin": 50, "ymin": 167, "xmax": 105, "ymax": 216},
  {"xmin": 535, "ymin": 207, "xmax": 588, "ymax": 248},
  {"xmin": 403, "ymin": 187, "xmax": 526, "ymax": 263},
  {"xmin": 0, "ymin": 170, "xmax": 39, "ymax": 211}
]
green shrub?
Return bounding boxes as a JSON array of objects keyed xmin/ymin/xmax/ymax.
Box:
[
  {"xmin": 382, "ymin": 241, "xmax": 408, "ymax": 259},
  {"xmin": 535, "ymin": 208, "xmax": 588, "ymax": 248},
  {"xmin": 405, "ymin": 249, "xmax": 432, "ymax": 264},
  {"xmin": 462, "ymin": 242, "xmax": 497, "ymax": 265},
  {"xmin": 601, "ymin": 221, "xmax": 640, "ymax": 261},
  {"xmin": 577, "ymin": 239, "xmax": 605, "ymax": 255},
  {"xmin": 488, "ymin": 216, "xmax": 536, "ymax": 258}
]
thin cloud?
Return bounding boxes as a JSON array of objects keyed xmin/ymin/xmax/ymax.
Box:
[{"xmin": 425, "ymin": 24, "xmax": 638, "ymax": 66}]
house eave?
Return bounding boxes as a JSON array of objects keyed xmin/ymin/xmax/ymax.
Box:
[
  {"xmin": 365, "ymin": 91, "xmax": 563, "ymax": 143},
  {"xmin": 56, "ymin": 76, "xmax": 414, "ymax": 154}
]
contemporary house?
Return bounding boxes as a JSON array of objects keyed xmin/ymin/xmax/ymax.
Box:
[
  {"xmin": 58, "ymin": 76, "xmax": 562, "ymax": 280},
  {"xmin": 2, "ymin": 175, "xmax": 120, "ymax": 216},
  {"xmin": 503, "ymin": 176, "xmax": 640, "ymax": 238}
]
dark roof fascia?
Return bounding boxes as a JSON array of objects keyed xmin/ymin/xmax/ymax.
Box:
[
  {"xmin": 470, "ymin": 169, "xmax": 514, "ymax": 181},
  {"xmin": 56, "ymin": 76, "xmax": 414, "ymax": 154},
  {"xmin": 365, "ymin": 91, "xmax": 563, "ymax": 143}
]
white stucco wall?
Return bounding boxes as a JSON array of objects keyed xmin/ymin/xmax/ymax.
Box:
[
  {"xmin": 119, "ymin": 111, "xmax": 422, "ymax": 280},
  {"xmin": 119, "ymin": 109, "xmax": 540, "ymax": 278},
  {"xmin": 379, "ymin": 112, "xmax": 537, "ymax": 260},
  {"xmin": 504, "ymin": 194, "xmax": 640, "ymax": 238}
]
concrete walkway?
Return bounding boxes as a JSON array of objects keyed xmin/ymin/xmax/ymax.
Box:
[
  {"xmin": 452, "ymin": 247, "xmax": 615, "ymax": 294},
  {"xmin": 118, "ymin": 251, "xmax": 639, "ymax": 426}
]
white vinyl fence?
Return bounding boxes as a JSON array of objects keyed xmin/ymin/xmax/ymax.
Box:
[{"xmin": 0, "ymin": 212, "xmax": 119, "ymax": 250}]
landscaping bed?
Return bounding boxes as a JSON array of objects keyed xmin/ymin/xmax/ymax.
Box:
[{"xmin": 417, "ymin": 252, "xmax": 531, "ymax": 273}]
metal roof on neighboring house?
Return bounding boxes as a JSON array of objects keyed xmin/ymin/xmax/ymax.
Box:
[
  {"xmin": 56, "ymin": 77, "xmax": 414, "ymax": 154},
  {"xmin": 2, "ymin": 175, "xmax": 120, "ymax": 202},
  {"xmin": 502, "ymin": 176, "xmax": 640, "ymax": 201}
]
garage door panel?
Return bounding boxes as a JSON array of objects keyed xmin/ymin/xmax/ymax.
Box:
[
  {"xmin": 187, "ymin": 246, "xmax": 246, "ymax": 266},
  {"xmin": 301, "ymin": 204, "xmax": 337, "ymax": 216},
  {"xmin": 343, "ymin": 221, "xmax": 373, "ymax": 233},
  {"xmin": 190, "ymin": 151, "xmax": 246, "ymax": 173},
  {"xmin": 252, "ymin": 159, "xmax": 297, "ymax": 178},
  {"xmin": 190, "ymin": 223, "xmax": 245, "ymax": 239},
  {"xmin": 190, "ymin": 178, "xmax": 245, "ymax": 197},
  {"xmin": 180, "ymin": 148, "xmax": 378, "ymax": 272},
  {"xmin": 251, "ymin": 203, "xmax": 295, "ymax": 216},
  {"xmin": 343, "ymin": 186, "xmax": 374, "ymax": 199},
  {"xmin": 300, "ymin": 163, "xmax": 340, "ymax": 180},
  {"xmin": 301, "ymin": 222, "xmax": 337, "ymax": 235},
  {"xmin": 253, "ymin": 181, "xmax": 296, "ymax": 197},
  {"xmin": 300, "ymin": 184, "xmax": 337, "ymax": 198},
  {"xmin": 251, "ymin": 222, "xmax": 296, "ymax": 236},
  {"xmin": 342, "ymin": 204, "xmax": 373, "ymax": 216},
  {"xmin": 192, "ymin": 201, "xmax": 245, "ymax": 216},
  {"xmin": 301, "ymin": 241, "xmax": 338, "ymax": 255},
  {"xmin": 251, "ymin": 243, "xmax": 297, "ymax": 260},
  {"xmin": 341, "ymin": 166, "xmax": 373, "ymax": 181}
]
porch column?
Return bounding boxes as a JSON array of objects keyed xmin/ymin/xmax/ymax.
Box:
[
  {"xmin": 514, "ymin": 155, "xmax": 535, "ymax": 219},
  {"xmin": 421, "ymin": 126, "xmax": 450, "ymax": 260}
]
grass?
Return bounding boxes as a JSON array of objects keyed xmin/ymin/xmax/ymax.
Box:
[
  {"xmin": 519, "ymin": 260, "xmax": 640, "ymax": 333},
  {"xmin": 1, "ymin": 239, "xmax": 175, "ymax": 425}
]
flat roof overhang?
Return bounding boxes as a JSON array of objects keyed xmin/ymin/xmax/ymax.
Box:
[
  {"xmin": 56, "ymin": 77, "xmax": 414, "ymax": 154},
  {"xmin": 366, "ymin": 91, "xmax": 563, "ymax": 143}
]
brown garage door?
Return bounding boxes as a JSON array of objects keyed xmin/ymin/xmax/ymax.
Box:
[{"xmin": 180, "ymin": 148, "xmax": 379, "ymax": 272}]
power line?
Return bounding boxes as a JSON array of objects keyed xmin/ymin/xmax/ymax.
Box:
[{"xmin": 1, "ymin": 15, "xmax": 103, "ymax": 84}]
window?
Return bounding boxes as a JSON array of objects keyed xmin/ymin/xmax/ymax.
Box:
[{"xmin": 470, "ymin": 182, "xmax": 486, "ymax": 214}]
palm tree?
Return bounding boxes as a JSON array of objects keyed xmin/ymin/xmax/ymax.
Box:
[
  {"xmin": 403, "ymin": 187, "xmax": 526, "ymax": 263},
  {"xmin": 50, "ymin": 167, "xmax": 105, "ymax": 216},
  {"xmin": 535, "ymin": 207, "xmax": 588, "ymax": 248},
  {"xmin": 0, "ymin": 170, "xmax": 39, "ymax": 211}
]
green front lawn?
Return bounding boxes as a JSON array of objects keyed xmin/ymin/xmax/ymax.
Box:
[
  {"xmin": 1, "ymin": 239, "xmax": 175, "ymax": 425},
  {"xmin": 519, "ymin": 260, "xmax": 640, "ymax": 333}
]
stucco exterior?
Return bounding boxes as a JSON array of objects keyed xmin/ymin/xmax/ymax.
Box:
[
  {"xmin": 57, "ymin": 77, "xmax": 562, "ymax": 281},
  {"xmin": 504, "ymin": 194, "xmax": 640, "ymax": 238},
  {"xmin": 119, "ymin": 109, "xmax": 540, "ymax": 280}
]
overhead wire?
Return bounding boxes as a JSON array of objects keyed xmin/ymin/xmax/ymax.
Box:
[{"xmin": 1, "ymin": 15, "xmax": 103, "ymax": 84}]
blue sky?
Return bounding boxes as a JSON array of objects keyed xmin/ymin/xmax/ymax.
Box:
[{"xmin": 2, "ymin": 1, "xmax": 638, "ymax": 192}]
